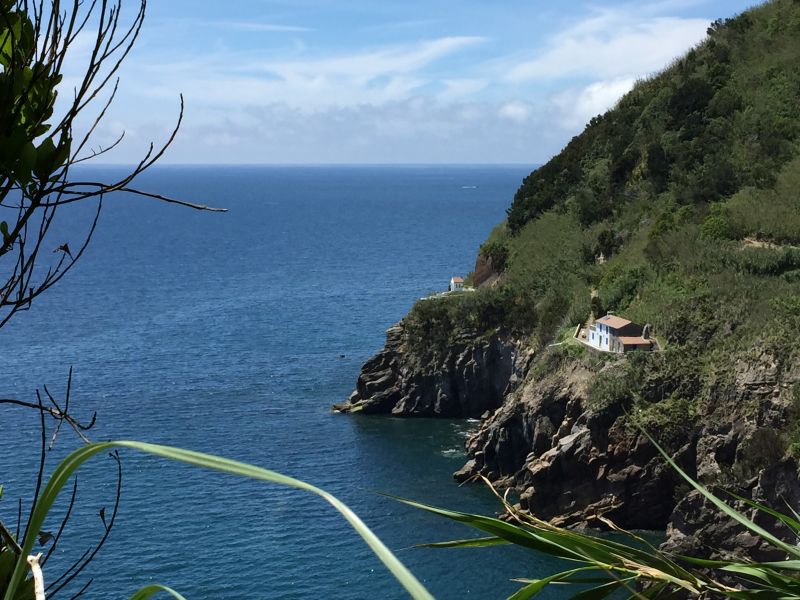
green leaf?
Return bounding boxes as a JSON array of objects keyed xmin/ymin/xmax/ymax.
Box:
[
  {"xmin": 34, "ymin": 137, "xmax": 56, "ymax": 180},
  {"xmin": 416, "ymin": 536, "xmax": 509, "ymax": 549},
  {"xmin": 2, "ymin": 442, "xmax": 434, "ymax": 600},
  {"xmin": 53, "ymin": 140, "xmax": 71, "ymax": 170},
  {"xmin": 19, "ymin": 142, "xmax": 36, "ymax": 171},
  {"xmin": 720, "ymin": 564, "xmax": 800, "ymax": 594},
  {"xmin": 757, "ymin": 561, "xmax": 800, "ymax": 571},
  {"xmin": 387, "ymin": 495, "xmax": 589, "ymax": 562},
  {"xmin": 641, "ymin": 430, "xmax": 800, "ymax": 560},
  {"xmin": 568, "ymin": 579, "xmax": 628, "ymax": 600},
  {"xmin": 0, "ymin": 221, "xmax": 9, "ymax": 243},
  {"xmin": 129, "ymin": 584, "xmax": 188, "ymax": 600},
  {"xmin": 506, "ymin": 567, "xmax": 599, "ymax": 600},
  {"xmin": 0, "ymin": 550, "xmax": 16, "ymax": 590},
  {"xmin": 391, "ymin": 494, "xmax": 699, "ymax": 584},
  {"xmin": 721, "ymin": 489, "xmax": 800, "ymax": 534}
]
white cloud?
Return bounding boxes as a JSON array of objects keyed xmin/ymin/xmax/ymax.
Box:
[
  {"xmin": 438, "ymin": 79, "xmax": 489, "ymax": 101},
  {"xmin": 246, "ymin": 36, "xmax": 486, "ymax": 79},
  {"xmin": 506, "ymin": 9, "xmax": 709, "ymax": 82},
  {"xmin": 551, "ymin": 76, "xmax": 637, "ymax": 129},
  {"xmin": 133, "ymin": 36, "xmax": 486, "ymax": 111},
  {"xmin": 499, "ymin": 101, "xmax": 533, "ymax": 123},
  {"xmin": 62, "ymin": 2, "xmax": 723, "ymax": 165},
  {"xmin": 215, "ymin": 21, "xmax": 313, "ymax": 33}
]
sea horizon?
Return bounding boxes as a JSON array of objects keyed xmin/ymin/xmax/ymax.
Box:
[{"xmin": 0, "ymin": 164, "xmax": 559, "ymax": 599}]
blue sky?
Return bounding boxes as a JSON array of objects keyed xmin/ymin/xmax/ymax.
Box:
[{"xmin": 69, "ymin": 0, "xmax": 757, "ymax": 164}]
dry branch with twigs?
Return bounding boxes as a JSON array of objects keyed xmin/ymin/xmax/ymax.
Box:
[{"xmin": 0, "ymin": 0, "xmax": 225, "ymax": 330}]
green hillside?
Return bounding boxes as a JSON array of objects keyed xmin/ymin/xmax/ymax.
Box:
[{"xmin": 405, "ymin": 0, "xmax": 800, "ymax": 446}]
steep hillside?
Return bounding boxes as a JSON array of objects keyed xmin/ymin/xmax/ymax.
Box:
[{"xmin": 341, "ymin": 0, "xmax": 800, "ymax": 549}]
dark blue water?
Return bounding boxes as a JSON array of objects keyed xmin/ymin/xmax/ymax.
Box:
[{"xmin": 0, "ymin": 165, "xmax": 566, "ymax": 599}]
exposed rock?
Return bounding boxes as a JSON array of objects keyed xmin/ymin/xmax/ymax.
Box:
[
  {"xmin": 663, "ymin": 459, "xmax": 800, "ymax": 562},
  {"xmin": 333, "ymin": 322, "xmax": 524, "ymax": 418},
  {"xmin": 473, "ymin": 253, "xmax": 501, "ymax": 288},
  {"xmin": 342, "ymin": 314, "xmax": 800, "ymax": 561},
  {"xmin": 455, "ymin": 349, "xmax": 800, "ymax": 537}
]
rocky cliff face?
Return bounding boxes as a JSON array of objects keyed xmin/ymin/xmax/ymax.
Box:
[
  {"xmin": 334, "ymin": 322, "xmax": 526, "ymax": 418},
  {"xmin": 453, "ymin": 349, "xmax": 800, "ymax": 549},
  {"xmin": 340, "ymin": 313, "xmax": 800, "ymax": 556},
  {"xmin": 454, "ymin": 361, "xmax": 688, "ymax": 530}
]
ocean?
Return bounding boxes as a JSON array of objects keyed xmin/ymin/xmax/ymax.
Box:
[{"xmin": 0, "ymin": 165, "xmax": 568, "ymax": 599}]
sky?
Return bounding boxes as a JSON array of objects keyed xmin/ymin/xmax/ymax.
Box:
[{"xmin": 65, "ymin": 0, "xmax": 758, "ymax": 165}]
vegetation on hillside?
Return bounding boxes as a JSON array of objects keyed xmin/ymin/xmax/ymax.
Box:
[{"xmin": 406, "ymin": 0, "xmax": 800, "ymax": 448}]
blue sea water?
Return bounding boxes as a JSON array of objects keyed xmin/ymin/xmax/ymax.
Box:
[{"xmin": 0, "ymin": 165, "xmax": 567, "ymax": 599}]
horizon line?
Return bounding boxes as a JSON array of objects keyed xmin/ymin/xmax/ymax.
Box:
[{"xmin": 78, "ymin": 162, "xmax": 538, "ymax": 168}]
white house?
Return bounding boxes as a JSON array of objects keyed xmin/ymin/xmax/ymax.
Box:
[
  {"xmin": 449, "ymin": 276, "xmax": 464, "ymax": 292},
  {"xmin": 587, "ymin": 314, "xmax": 653, "ymax": 353}
]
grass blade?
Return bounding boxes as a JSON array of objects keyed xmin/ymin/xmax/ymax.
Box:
[
  {"xmin": 642, "ymin": 431, "xmax": 800, "ymax": 560},
  {"xmin": 506, "ymin": 567, "xmax": 599, "ymax": 600},
  {"xmin": 721, "ymin": 490, "xmax": 800, "ymax": 534},
  {"xmin": 3, "ymin": 441, "xmax": 434, "ymax": 600},
  {"xmin": 568, "ymin": 579, "xmax": 628, "ymax": 600},
  {"xmin": 129, "ymin": 584, "xmax": 188, "ymax": 600},
  {"xmin": 417, "ymin": 536, "xmax": 509, "ymax": 549}
]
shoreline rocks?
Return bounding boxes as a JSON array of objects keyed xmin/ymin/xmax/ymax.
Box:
[
  {"xmin": 334, "ymin": 322, "xmax": 525, "ymax": 418},
  {"xmin": 339, "ymin": 320, "xmax": 800, "ymax": 559}
]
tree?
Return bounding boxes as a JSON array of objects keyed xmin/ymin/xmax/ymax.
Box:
[{"xmin": 0, "ymin": 0, "xmax": 223, "ymax": 329}]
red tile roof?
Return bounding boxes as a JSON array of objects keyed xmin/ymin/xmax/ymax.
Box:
[
  {"xmin": 452, "ymin": 277, "xmax": 464, "ymax": 283},
  {"xmin": 597, "ymin": 314, "xmax": 632, "ymax": 329}
]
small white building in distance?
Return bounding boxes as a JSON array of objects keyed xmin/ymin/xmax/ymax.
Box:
[{"xmin": 449, "ymin": 276, "xmax": 465, "ymax": 292}]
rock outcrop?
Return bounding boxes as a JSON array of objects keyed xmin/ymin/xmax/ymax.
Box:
[
  {"xmin": 340, "ymin": 306, "xmax": 800, "ymax": 562},
  {"xmin": 454, "ymin": 349, "xmax": 800, "ymax": 543},
  {"xmin": 334, "ymin": 322, "xmax": 525, "ymax": 418},
  {"xmin": 454, "ymin": 362, "xmax": 690, "ymax": 530},
  {"xmin": 663, "ymin": 458, "xmax": 800, "ymax": 562}
]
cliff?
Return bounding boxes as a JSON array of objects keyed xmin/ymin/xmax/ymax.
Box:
[
  {"xmin": 334, "ymin": 323, "xmax": 527, "ymax": 418},
  {"xmin": 456, "ymin": 349, "xmax": 800, "ymax": 535},
  {"xmin": 340, "ymin": 0, "xmax": 800, "ymax": 558}
]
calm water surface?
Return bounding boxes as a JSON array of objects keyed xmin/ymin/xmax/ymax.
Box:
[{"xmin": 0, "ymin": 165, "xmax": 568, "ymax": 599}]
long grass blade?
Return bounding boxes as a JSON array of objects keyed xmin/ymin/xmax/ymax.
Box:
[
  {"xmin": 568, "ymin": 579, "xmax": 628, "ymax": 600},
  {"xmin": 417, "ymin": 536, "xmax": 509, "ymax": 549},
  {"xmin": 721, "ymin": 490, "xmax": 800, "ymax": 534},
  {"xmin": 392, "ymin": 494, "xmax": 700, "ymax": 585},
  {"xmin": 3, "ymin": 441, "xmax": 434, "ymax": 600},
  {"xmin": 642, "ymin": 432, "xmax": 800, "ymax": 560},
  {"xmin": 506, "ymin": 567, "xmax": 599, "ymax": 600},
  {"xmin": 128, "ymin": 584, "xmax": 188, "ymax": 600}
]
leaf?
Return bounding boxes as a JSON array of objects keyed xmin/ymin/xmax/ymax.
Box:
[
  {"xmin": 2, "ymin": 442, "xmax": 434, "ymax": 600},
  {"xmin": 36, "ymin": 531, "xmax": 54, "ymax": 546},
  {"xmin": 720, "ymin": 564, "xmax": 800, "ymax": 594},
  {"xmin": 387, "ymin": 495, "xmax": 589, "ymax": 562},
  {"xmin": 721, "ymin": 489, "xmax": 800, "ymax": 534},
  {"xmin": 568, "ymin": 579, "xmax": 628, "ymax": 600},
  {"xmin": 756, "ymin": 561, "xmax": 800, "ymax": 571},
  {"xmin": 34, "ymin": 137, "xmax": 56, "ymax": 180},
  {"xmin": 641, "ymin": 430, "xmax": 800, "ymax": 560},
  {"xmin": 53, "ymin": 139, "xmax": 71, "ymax": 170},
  {"xmin": 0, "ymin": 221, "xmax": 9, "ymax": 243},
  {"xmin": 506, "ymin": 567, "xmax": 599, "ymax": 600},
  {"xmin": 16, "ymin": 142, "xmax": 36, "ymax": 184},
  {"xmin": 416, "ymin": 536, "xmax": 509, "ymax": 549},
  {"xmin": 391, "ymin": 494, "xmax": 698, "ymax": 584},
  {"xmin": 129, "ymin": 584, "xmax": 188, "ymax": 600}
]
